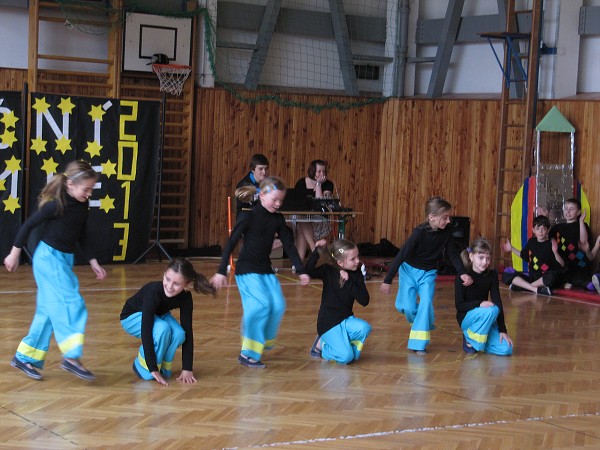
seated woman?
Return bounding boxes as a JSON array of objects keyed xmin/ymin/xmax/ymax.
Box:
[{"xmin": 294, "ymin": 160, "xmax": 334, "ymax": 259}]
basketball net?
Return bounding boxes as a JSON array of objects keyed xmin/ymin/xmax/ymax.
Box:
[{"xmin": 152, "ymin": 64, "xmax": 192, "ymax": 96}]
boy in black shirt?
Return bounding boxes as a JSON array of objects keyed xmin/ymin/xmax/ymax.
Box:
[
  {"xmin": 549, "ymin": 198, "xmax": 593, "ymax": 289},
  {"xmin": 502, "ymin": 215, "xmax": 565, "ymax": 295}
]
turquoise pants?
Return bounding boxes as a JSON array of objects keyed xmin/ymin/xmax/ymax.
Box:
[
  {"xmin": 395, "ymin": 262, "xmax": 437, "ymax": 351},
  {"xmin": 321, "ymin": 316, "xmax": 372, "ymax": 364},
  {"xmin": 236, "ymin": 273, "xmax": 285, "ymax": 361},
  {"xmin": 15, "ymin": 241, "xmax": 87, "ymax": 368},
  {"xmin": 121, "ymin": 311, "xmax": 186, "ymax": 380},
  {"xmin": 461, "ymin": 306, "xmax": 513, "ymax": 355}
]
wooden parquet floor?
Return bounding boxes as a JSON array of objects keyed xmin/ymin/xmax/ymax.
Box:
[{"xmin": 2, "ymin": 259, "xmax": 600, "ymax": 449}]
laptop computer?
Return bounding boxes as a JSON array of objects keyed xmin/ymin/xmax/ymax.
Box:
[{"xmin": 280, "ymin": 188, "xmax": 310, "ymax": 211}]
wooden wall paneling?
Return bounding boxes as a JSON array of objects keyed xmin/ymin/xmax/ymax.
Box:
[
  {"xmin": 294, "ymin": 104, "xmax": 309, "ymax": 182},
  {"xmin": 190, "ymin": 90, "xmax": 600, "ymax": 262},
  {"xmin": 191, "ymin": 90, "xmax": 383, "ymax": 247},
  {"xmin": 393, "ymin": 100, "xmax": 408, "ymax": 239},
  {"xmin": 289, "ymin": 105, "xmax": 303, "ymax": 185},
  {"xmin": 346, "ymin": 106, "xmax": 363, "ymax": 240},
  {"xmin": 458, "ymin": 102, "xmax": 473, "ymax": 217},
  {"xmin": 382, "ymin": 99, "xmax": 399, "ymax": 242},
  {"xmin": 265, "ymin": 102, "xmax": 278, "ymax": 168},
  {"xmin": 205, "ymin": 89, "xmax": 219, "ymax": 247},
  {"xmin": 413, "ymin": 101, "xmax": 428, "ymax": 222},
  {"xmin": 364, "ymin": 102, "xmax": 382, "ymax": 241},
  {"xmin": 276, "ymin": 101, "xmax": 290, "ymax": 181},
  {"xmin": 376, "ymin": 99, "xmax": 395, "ymax": 243},
  {"xmin": 202, "ymin": 88, "xmax": 217, "ymax": 244},
  {"xmin": 481, "ymin": 101, "xmax": 501, "ymax": 241},
  {"xmin": 0, "ymin": 69, "xmax": 28, "ymax": 91},
  {"xmin": 191, "ymin": 88, "xmax": 214, "ymax": 247},
  {"xmin": 211, "ymin": 92, "xmax": 227, "ymax": 247},
  {"xmin": 336, "ymin": 107, "xmax": 352, "ymax": 236},
  {"xmin": 375, "ymin": 99, "xmax": 504, "ymax": 248}
]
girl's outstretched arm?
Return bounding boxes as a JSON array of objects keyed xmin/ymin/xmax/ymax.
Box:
[
  {"xmin": 460, "ymin": 274, "xmax": 473, "ymax": 286},
  {"xmin": 3, "ymin": 246, "xmax": 21, "ymax": 272},
  {"xmin": 89, "ymin": 258, "xmax": 107, "ymax": 280},
  {"xmin": 380, "ymin": 283, "xmax": 391, "ymax": 295},
  {"xmin": 499, "ymin": 332, "xmax": 513, "ymax": 347},
  {"xmin": 501, "ymin": 238, "xmax": 521, "ymax": 257},
  {"xmin": 210, "ymin": 273, "xmax": 228, "ymax": 289},
  {"xmin": 177, "ymin": 370, "xmax": 197, "ymax": 384},
  {"xmin": 151, "ymin": 370, "xmax": 168, "ymax": 386}
]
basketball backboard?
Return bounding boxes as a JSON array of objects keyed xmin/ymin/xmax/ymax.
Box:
[{"xmin": 123, "ymin": 12, "xmax": 192, "ymax": 72}]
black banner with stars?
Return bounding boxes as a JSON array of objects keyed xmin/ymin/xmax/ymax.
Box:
[
  {"xmin": 0, "ymin": 92, "xmax": 25, "ymax": 260},
  {"xmin": 24, "ymin": 93, "xmax": 160, "ymax": 263}
]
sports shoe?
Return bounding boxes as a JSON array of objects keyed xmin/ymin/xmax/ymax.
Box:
[
  {"xmin": 536, "ymin": 286, "xmax": 552, "ymax": 296},
  {"xmin": 238, "ymin": 354, "xmax": 266, "ymax": 369},
  {"xmin": 563, "ymin": 283, "xmax": 573, "ymax": 290},
  {"xmin": 462, "ymin": 336, "xmax": 476, "ymax": 354},
  {"xmin": 509, "ymin": 283, "xmax": 523, "ymax": 292},
  {"xmin": 411, "ymin": 349, "xmax": 427, "ymax": 355},
  {"xmin": 10, "ymin": 356, "xmax": 42, "ymax": 380},
  {"xmin": 59, "ymin": 358, "xmax": 96, "ymax": 381},
  {"xmin": 592, "ymin": 274, "xmax": 600, "ymax": 294},
  {"xmin": 309, "ymin": 336, "xmax": 322, "ymax": 359}
]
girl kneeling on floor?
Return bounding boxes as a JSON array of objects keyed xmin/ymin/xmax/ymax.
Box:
[
  {"xmin": 455, "ymin": 238, "xmax": 513, "ymax": 355},
  {"xmin": 307, "ymin": 238, "xmax": 371, "ymax": 364},
  {"xmin": 120, "ymin": 258, "xmax": 215, "ymax": 386}
]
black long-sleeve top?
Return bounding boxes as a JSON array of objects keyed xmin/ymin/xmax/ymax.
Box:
[
  {"xmin": 294, "ymin": 178, "xmax": 335, "ymax": 197},
  {"xmin": 520, "ymin": 237, "xmax": 562, "ymax": 279},
  {"xmin": 305, "ymin": 249, "xmax": 370, "ymax": 336},
  {"xmin": 12, "ymin": 194, "xmax": 94, "ymax": 257},
  {"xmin": 120, "ymin": 281, "xmax": 194, "ymax": 373},
  {"xmin": 454, "ymin": 269, "xmax": 507, "ymax": 333},
  {"xmin": 218, "ymin": 202, "xmax": 305, "ymax": 276},
  {"xmin": 383, "ymin": 223, "xmax": 466, "ymax": 284}
]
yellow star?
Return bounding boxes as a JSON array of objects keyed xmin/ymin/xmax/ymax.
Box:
[
  {"xmin": 5, "ymin": 156, "xmax": 21, "ymax": 173},
  {"xmin": 1, "ymin": 110, "xmax": 19, "ymax": 128},
  {"xmin": 40, "ymin": 157, "xmax": 59, "ymax": 176},
  {"xmin": 0, "ymin": 129, "xmax": 17, "ymax": 148},
  {"xmin": 85, "ymin": 140, "xmax": 103, "ymax": 158},
  {"xmin": 99, "ymin": 194, "xmax": 115, "ymax": 213},
  {"xmin": 101, "ymin": 160, "xmax": 117, "ymax": 178},
  {"xmin": 89, "ymin": 105, "xmax": 106, "ymax": 121},
  {"xmin": 0, "ymin": 179, "xmax": 5, "ymax": 191},
  {"xmin": 32, "ymin": 97, "xmax": 51, "ymax": 114},
  {"xmin": 30, "ymin": 137, "xmax": 47, "ymax": 155},
  {"xmin": 3, "ymin": 196, "xmax": 21, "ymax": 214},
  {"xmin": 55, "ymin": 135, "xmax": 72, "ymax": 154},
  {"xmin": 58, "ymin": 97, "xmax": 75, "ymax": 115}
]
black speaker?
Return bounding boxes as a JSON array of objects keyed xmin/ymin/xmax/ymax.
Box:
[{"xmin": 438, "ymin": 216, "xmax": 470, "ymax": 275}]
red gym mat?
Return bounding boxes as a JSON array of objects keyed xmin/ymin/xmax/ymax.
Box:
[{"xmin": 552, "ymin": 289, "xmax": 600, "ymax": 303}]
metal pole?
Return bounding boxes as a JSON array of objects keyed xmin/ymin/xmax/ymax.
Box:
[
  {"xmin": 134, "ymin": 92, "xmax": 172, "ymax": 263},
  {"xmin": 392, "ymin": 0, "xmax": 410, "ymax": 97}
]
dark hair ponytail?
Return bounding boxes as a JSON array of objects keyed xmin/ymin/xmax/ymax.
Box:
[{"xmin": 167, "ymin": 258, "xmax": 216, "ymax": 296}]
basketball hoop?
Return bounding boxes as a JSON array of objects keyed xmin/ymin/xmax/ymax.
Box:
[{"xmin": 152, "ymin": 64, "xmax": 192, "ymax": 96}]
